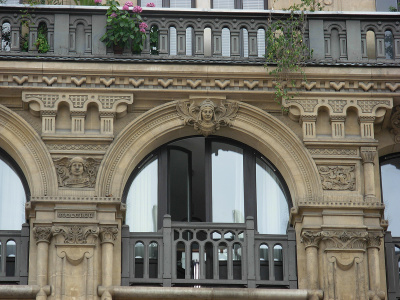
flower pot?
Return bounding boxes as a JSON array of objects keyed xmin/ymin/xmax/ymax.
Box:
[{"xmin": 113, "ymin": 44, "xmax": 124, "ymax": 54}]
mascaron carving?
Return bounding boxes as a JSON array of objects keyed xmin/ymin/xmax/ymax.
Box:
[
  {"xmin": 318, "ymin": 165, "xmax": 355, "ymax": 191},
  {"xmin": 33, "ymin": 226, "xmax": 52, "ymax": 244},
  {"xmin": 99, "ymin": 227, "xmax": 118, "ymax": 244},
  {"xmin": 177, "ymin": 99, "xmax": 238, "ymax": 137},
  {"xmin": 53, "ymin": 156, "xmax": 101, "ymax": 188},
  {"xmin": 52, "ymin": 225, "xmax": 99, "ymax": 244}
]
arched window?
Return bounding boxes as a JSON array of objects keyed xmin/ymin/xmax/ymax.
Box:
[{"xmin": 124, "ymin": 137, "xmax": 291, "ymax": 234}]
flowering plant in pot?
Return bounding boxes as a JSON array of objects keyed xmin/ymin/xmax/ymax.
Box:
[{"xmin": 101, "ymin": 0, "xmax": 148, "ymax": 54}]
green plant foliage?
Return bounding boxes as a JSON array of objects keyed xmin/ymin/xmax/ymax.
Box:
[
  {"xmin": 35, "ymin": 23, "xmax": 49, "ymax": 53},
  {"xmin": 265, "ymin": 0, "xmax": 323, "ymax": 106},
  {"xmin": 149, "ymin": 25, "xmax": 159, "ymax": 55},
  {"xmin": 389, "ymin": 3, "xmax": 400, "ymax": 11},
  {"xmin": 100, "ymin": 0, "xmax": 147, "ymax": 53}
]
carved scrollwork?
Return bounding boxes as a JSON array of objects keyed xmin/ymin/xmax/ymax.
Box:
[
  {"xmin": 301, "ymin": 231, "xmax": 323, "ymax": 248},
  {"xmin": 53, "ymin": 156, "xmax": 101, "ymax": 188},
  {"xmin": 99, "ymin": 227, "xmax": 118, "ymax": 244},
  {"xmin": 52, "ymin": 225, "xmax": 99, "ymax": 244},
  {"xmin": 176, "ymin": 99, "xmax": 238, "ymax": 137},
  {"xmin": 322, "ymin": 231, "xmax": 368, "ymax": 250},
  {"xmin": 318, "ymin": 165, "xmax": 355, "ymax": 191},
  {"xmin": 33, "ymin": 226, "xmax": 53, "ymax": 244}
]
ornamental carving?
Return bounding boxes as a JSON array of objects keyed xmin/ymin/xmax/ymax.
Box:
[
  {"xmin": 53, "ymin": 156, "xmax": 101, "ymax": 188},
  {"xmin": 322, "ymin": 231, "xmax": 368, "ymax": 249},
  {"xmin": 99, "ymin": 227, "xmax": 118, "ymax": 244},
  {"xmin": 366, "ymin": 232, "xmax": 383, "ymax": 248},
  {"xmin": 360, "ymin": 147, "xmax": 377, "ymax": 164},
  {"xmin": 390, "ymin": 105, "xmax": 400, "ymax": 143},
  {"xmin": 176, "ymin": 99, "xmax": 238, "ymax": 137},
  {"xmin": 308, "ymin": 148, "xmax": 357, "ymax": 156},
  {"xmin": 52, "ymin": 225, "xmax": 99, "ymax": 244},
  {"xmin": 318, "ymin": 165, "xmax": 355, "ymax": 191},
  {"xmin": 301, "ymin": 231, "xmax": 323, "ymax": 248},
  {"xmin": 33, "ymin": 226, "xmax": 52, "ymax": 244}
]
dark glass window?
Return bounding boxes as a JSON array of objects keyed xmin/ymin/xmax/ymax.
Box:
[{"xmin": 124, "ymin": 137, "xmax": 291, "ymax": 234}]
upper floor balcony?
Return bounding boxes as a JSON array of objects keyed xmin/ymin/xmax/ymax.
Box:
[{"xmin": 0, "ymin": 4, "xmax": 399, "ymax": 65}]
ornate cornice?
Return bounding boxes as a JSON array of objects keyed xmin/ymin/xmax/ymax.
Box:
[
  {"xmin": 33, "ymin": 226, "xmax": 53, "ymax": 244},
  {"xmin": 99, "ymin": 227, "xmax": 118, "ymax": 244}
]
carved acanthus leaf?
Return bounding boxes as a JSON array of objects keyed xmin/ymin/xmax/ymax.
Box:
[
  {"xmin": 33, "ymin": 226, "xmax": 53, "ymax": 244},
  {"xmin": 99, "ymin": 227, "xmax": 118, "ymax": 244},
  {"xmin": 52, "ymin": 225, "xmax": 99, "ymax": 244},
  {"xmin": 176, "ymin": 99, "xmax": 238, "ymax": 137},
  {"xmin": 301, "ymin": 231, "xmax": 323, "ymax": 248},
  {"xmin": 366, "ymin": 232, "xmax": 383, "ymax": 248},
  {"xmin": 322, "ymin": 231, "xmax": 368, "ymax": 249}
]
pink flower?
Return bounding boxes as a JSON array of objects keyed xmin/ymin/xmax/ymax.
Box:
[
  {"xmin": 125, "ymin": 1, "xmax": 133, "ymax": 6},
  {"xmin": 139, "ymin": 22, "xmax": 148, "ymax": 29},
  {"xmin": 94, "ymin": 0, "xmax": 102, "ymax": 3},
  {"xmin": 140, "ymin": 28, "xmax": 146, "ymax": 33},
  {"xmin": 132, "ymin": 5, "xmax": 142, "ymax": 12},
  {"xmin": 122, "ymin": 4, "xmax": 129, "ymax": 10},
  {"xmin": 110, "ymin": 12, "xmax": 117, "ymax": 17},
  {"xmin": 146, "ymin": 2, "xmax": 155, "ymax": 7}
]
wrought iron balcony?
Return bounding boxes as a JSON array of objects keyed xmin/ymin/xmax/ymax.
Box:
[
  {"xmin": 121, "ymin": 216, "xmax": 297, "ymax": 288},
  {"xmin": 0, "ymin": 223, "xmax": 29, "ymax": 285},
  {"xmin": 0, "ymin": 5, "xmax": 399, "ymax": 64}
]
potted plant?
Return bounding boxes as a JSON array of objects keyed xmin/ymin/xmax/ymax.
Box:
[{"xmin": 101, "ymin": 0, "xmax": 148, "ymax": 54}]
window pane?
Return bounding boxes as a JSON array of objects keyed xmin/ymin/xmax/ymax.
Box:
[
  {"xmin": 0, "ymin": 159, "xmax": 25, "ymax": 230},
  {"xmin": 381, "ymin": 159, "xmax": 400, "ymax": 236},
  {"xmin": 243, "ymin": 0, "xmax": 265, "ymax": 10},
  {"xmin": 213, "ymin": 0, "xmax": 234, "ymax": 9},
  {"xmin": 126, "ymin": 156, "xmax": 158, "ymax": 232},
  {"xmin": 169, "ymin": 0, "xmax": 192, "ymax": 7},
  {"xmin": 212, "ymin": 142, "xmax": 244, "ymax": 223},
  {"xmin": 256, "ymin": 157, "xmax": 289, "ymax": 234}
]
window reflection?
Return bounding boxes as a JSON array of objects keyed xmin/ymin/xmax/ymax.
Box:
[{"xmin": 0, "ymin": 159, "xmax": 26, "ymax": 230}]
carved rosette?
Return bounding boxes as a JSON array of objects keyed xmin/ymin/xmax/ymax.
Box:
[
  {"xmin": 301, "ymin": 231, "xmax": 323, "ymax": 249},
  {"xmin": 366, "ymin": 232, "xmax": 383, "ymax": 249},
  {"xmin": 99, "ymin": 227, "xmax": 118, "ymax": 244},
  {"xmin": 52, "ymin": 225, "xmax": 99, "ymax": 244},
  {"xmin": 33, "ymin": 226, "xmax": 53, "ymax": 244},
  {"xmin": 360, "ymin": 147, "xmax": 377, "ymax": 164},
  {"xmin": 176, "ymin": 99, "xmax": 238, "ymax": 137},
  {"xmin": 318, "ymin": 165, "xmax": 356, "ymax": 191}
]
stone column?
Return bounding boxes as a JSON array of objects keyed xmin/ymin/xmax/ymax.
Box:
[
  {"xmin": 33, "ymin": 226, "xmax": 52, "ymax": 300},
  {"xmin": 301, "ymin": 115, "xmax": 317, "ymax": 139},
  {"xmin": 361, "ymin": 147, "xmax": 377, "ymax": 202},
  {"xmin": 300, "ymin": 231, "xmax": 323, "ymax": 291},
  {"xmin": 330, "ymin": 115, "xmax": 345, "ymax": 138},
  {"xmin": 99, "ymin": 226, "xmax": 118, "ymax": 300},
  {"xmin": 367, "ymin": 233, "xmax": 385, "ymax": 300}
]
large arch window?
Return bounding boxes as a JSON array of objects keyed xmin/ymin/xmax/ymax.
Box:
[{"xmin": 124, "ymin": 137, "xmax": 290, "ymax": 234}]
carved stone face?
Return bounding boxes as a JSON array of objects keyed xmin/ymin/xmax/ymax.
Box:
[
  {"xmin": 70, "ymin": 162, "xmax": 84, "ymax": 176},
  {"xmin": 201, "ymin": 106, "xmax": 214, "ymax": 122}
]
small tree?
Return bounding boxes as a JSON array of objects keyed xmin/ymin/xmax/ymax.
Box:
[{"xmin": 265, "ymin": 0, "xmax": 323, "ymax": 107}]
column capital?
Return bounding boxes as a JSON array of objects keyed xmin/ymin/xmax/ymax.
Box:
[
  {"xmin": 99, "ymin": 226, "xmax": 118, "ymax": 245},
  {"xmin": 33, "ymin": 226, "xmax": 53, "ymax": 244},
  {"xmin": 301, "ymin": 230, "xmax": 323, "ymax": 249},
  {"xmin": 366, "ymin": 232, "xmax": 383, "ymax": 249},
  {"xmin": 360, "ymin": 147, "xmax": 377, "ymax": 164}
]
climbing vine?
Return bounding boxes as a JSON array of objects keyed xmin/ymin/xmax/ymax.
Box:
[{"xmin": 265, "ymin": 0, "xmax": 324, "ymax": 107}]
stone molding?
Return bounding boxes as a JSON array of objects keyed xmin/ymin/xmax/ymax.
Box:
[
  {"xmin": 176, "ymin": 99, "xmax": 238, "ymax": 137},
  {"xmin": 30, "ymin": 196, "xmax": 121, "ymax": 203},
  {"xmin": 99, "ymin": 227, "xmax": 118, "ymax": 244},
  {"xmin": 52, "ymin": 225, "xmax": 99, "ymax": 244},
  {"xmin": 97, "ymin": 100, "xmax": 322, "ymax": 203},
  {"xmin": 33, "ymin": 226, "xmax": 53, "ymax": 244}
]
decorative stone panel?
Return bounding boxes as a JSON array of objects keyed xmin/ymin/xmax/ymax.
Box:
[{"xmin": 318, "ymin": 165, "xmax": 356, "ymax": 191}]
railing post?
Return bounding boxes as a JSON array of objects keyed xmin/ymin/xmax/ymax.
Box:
[
  {"xmin": 308, "ymin": 19, "xmax": 325, "ymax": 60},
  {"xmin": 287, "ymin": 227, "xmax": 298, "ymax": 289},
  {"xmin": 194, "ymin": 29, "xmax": 204, "ymax": 56},
  {"xmin": 346, "ymin": 20, "xmax": 362, "ymax": 61},
  {"xmin": 19, "ymin": 223, "xmax": 30, "ymax": 285},
  {"xmin": 176, "ymin": 29, "xmax": 186, "ymax": 55},
  {"xmin": 212, "ymin": 30, "xmax": 222, "ymax": 56},
  {"xmin": 121, "ymin": 225, "xmax": 130, "ymax": 286},
  {"xmin": 92, "ymin": 15, "xmax": 107, "ymax": 55},
  {"xmin": 162, "ymin": 215, "xmax": 172, "ymax": 287},
  {"xmin": 159, "ymin": 29, "xmax": 169, "ymax": 55},
  {"xmin": 385, "ymin": 232, "xmax": 397, "ymax": 300},
  {"xmin": 54, "ymin": 14, "xmax": 70, "ymax": 55},
  {"xmin": 248, "ymin": 30, "xmax": 258, "ymax": 58},
  {"xmin": 245, "ymin": 217, "xmax": 255, "ymax": 288},
  {"xmin": 230, "ymin": 30, "xmax": 240, "ymax": 57}
]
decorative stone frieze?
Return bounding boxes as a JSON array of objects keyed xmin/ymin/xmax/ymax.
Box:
[
  {"xmin": 53, "ymin": 156, "xmax": 101, "ymax": 188},
  {"xmin": 52, "ymin": 225, "xmax": 99, "ymax": 244},
  {"xmin": 318, "ymin": 165, "xmax": 356, "ymax": 191},
  {"xmin": 33, "ymin": 226, "xmax": 53, "ymax": 244},
  {"xmin": 176, "ymin": 99, "xmax": 238, "ymax": 137},
  {"xmin": 308, "ymin": 148, "xmax": 357, "ymax": 156},
  {"xmin": 322, "ymin": 231, "xmax": 368, "ymax": 249},
  {"xmin": 99, "ymin": 227, "xmax": 118, "ymax": 244}
]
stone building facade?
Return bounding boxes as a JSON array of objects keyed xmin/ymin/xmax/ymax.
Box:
[{"xmin": 0, "ymin": 0, "xmax": 399, "ymax": 299}]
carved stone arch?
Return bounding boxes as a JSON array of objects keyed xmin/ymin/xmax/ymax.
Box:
[
  {"xmin": 0, "ymin": 105, "xmax": 57, "ymax": 196},
  {"xmin": 96, "ymin": 101, "xmax": 322, "ymax": 207}
]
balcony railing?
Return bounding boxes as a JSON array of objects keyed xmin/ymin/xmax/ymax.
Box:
[
  {"xmin": 121, "ymin": 216, "xmax": 297, "ymax": 288},
  {"xmin": 0, "ymin": 5, "xmax": 399, "ymax": 64},
  {"xmin": 385, "ymin": 232, "xmax": 400, "ymax": 300},
  {"xmin": 0, "ymin": 223, "xmax": 29, "ymax": 285}
]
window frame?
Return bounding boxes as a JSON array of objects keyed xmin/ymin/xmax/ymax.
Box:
[{"xmin": 138, "ymin": 0, "xmax": 196, "ymax": 8}]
